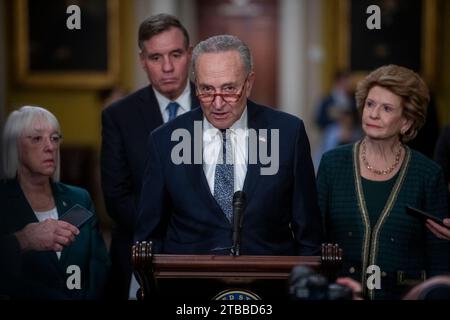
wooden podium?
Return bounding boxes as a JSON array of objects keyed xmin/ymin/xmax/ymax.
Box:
[{"xmin": 132, "ymin": 242, "xmax": 342, "ymax": 300}]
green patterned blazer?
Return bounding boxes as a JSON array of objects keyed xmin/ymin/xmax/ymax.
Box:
[
  {"xmin": 317, "ymin": 141, "xmax": 450, "ymax": 300},
  {"xmin": 0, "ymin": 179, "xmax": 110, "ymax": 300}
]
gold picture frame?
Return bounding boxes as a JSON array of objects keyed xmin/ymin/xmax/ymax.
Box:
[
  {"xmin": 14, "ymin": 0, "xmax": 120, "ymax": 88},
  {"xmin": 336, "ymin": 0, "xmax": 438, "ymax": 86}
]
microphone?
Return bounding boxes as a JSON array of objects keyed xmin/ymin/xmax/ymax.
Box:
[{"xmin": 231, "ymin": 191, "xmax": 246, "ymax": 256}]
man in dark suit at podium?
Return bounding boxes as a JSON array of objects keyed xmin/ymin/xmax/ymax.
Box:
[
  {"xmin": 135, "ymin": 35, "xmax": 323, "ymax": 257},
  {"xmin": 101, "ymin": 14, "xmax": 198, "ymax": 299}
]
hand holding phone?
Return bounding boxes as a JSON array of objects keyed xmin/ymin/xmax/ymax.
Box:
[
  {"xmin": 59, "ymin": 204, "xmax": 93, "ymax": 228},
  {"xmin": 406, "ymin": 206, "xmax": 446, "ymax": 227}
]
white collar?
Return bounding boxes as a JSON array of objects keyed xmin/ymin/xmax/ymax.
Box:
[{"xmin": 153, "ymin": 81, "xmax": 191, "ymax": 112}]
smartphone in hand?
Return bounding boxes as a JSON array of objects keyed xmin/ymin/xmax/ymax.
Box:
[
  {"xmin": 59, "ymin": 204, "xmax": 93, "ymax": 228},
  {"xmin": 406, "ymin": 206, "xmax": 446, "ymax": 227}
]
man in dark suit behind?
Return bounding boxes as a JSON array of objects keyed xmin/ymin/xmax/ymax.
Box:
[
  {"xmin": 101, "ymin": 14, "xmax": 198, "ymax": 299},
  {"xmin": 135, "ymin": 35, "xmax": 323, "ymax": 257}
]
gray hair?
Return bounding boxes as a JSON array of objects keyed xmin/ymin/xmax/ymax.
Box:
[
  {"xmin": 2, "ymin": 106, "xmax": 61, "ymax": 181},
  {"xmin": 192, "ymin": 35, "xmax": 253, "ymax": 76}
]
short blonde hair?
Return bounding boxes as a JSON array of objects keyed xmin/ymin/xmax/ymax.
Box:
[
  {"xmin": 355, "ymin": 64, "xmax": 429, "ymax": 142},
  {"xmin": 2, "ymin": 106, "xmax": 61, "ymax": 181}
]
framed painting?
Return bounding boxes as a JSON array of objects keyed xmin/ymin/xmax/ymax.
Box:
[
  {"xmin": 336, "ymin": 0, "xmax": 438, "ymax": 85},
  {"xmin": 14, "ymin": 0, "xmax": 120, "ymax": 88}
]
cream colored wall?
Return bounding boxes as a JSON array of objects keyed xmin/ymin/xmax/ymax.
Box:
[{"xmin": 278, "ymin": 0, "xmax": 324, "ymax": 157}]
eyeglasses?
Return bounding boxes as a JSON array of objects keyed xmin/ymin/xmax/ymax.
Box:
[
  {"xmin": 25, "ymin": 134, "xmax": 63, "ymax": 146},
  {"xmin": 196, "ymin": 76, "xmax": 248, "ymax": 105}
]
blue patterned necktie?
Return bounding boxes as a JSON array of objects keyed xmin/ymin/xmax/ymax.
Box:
[
  {"xmin": 214, "ymin": 130, "xmax": 234, "ymax": 223},
  {"xmin": 166, "ymin": 102, "xmax": 180, "ymax": 121}
]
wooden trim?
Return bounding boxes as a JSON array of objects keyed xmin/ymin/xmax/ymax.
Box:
[
  {"xmin": 132, "ymin": 242, "xmax": 343, "ymax": 299},
  {"xmin": 151, "ymin": 254, "xmax": 321, "ymax": 279},
  {"xmin": 337, "ymin": 0, "xmax": 350, "ymax": 71}
]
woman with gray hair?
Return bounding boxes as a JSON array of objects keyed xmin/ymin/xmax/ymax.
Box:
[{"xmin": 0, "ymin": 106, "xmax": 110, "ymax": 299}]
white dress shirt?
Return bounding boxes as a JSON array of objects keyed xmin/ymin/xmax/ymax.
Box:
[
  {"xmin": 203, "ymin": 108, "xmax": 248, "ymax": 194},
  {"xmin": 153, "ymin": 82, "xmax": 191, "ymax": 123},
  {"xmin": 35, "ymin": 207, "xmax": 61, "ymax": 259}
]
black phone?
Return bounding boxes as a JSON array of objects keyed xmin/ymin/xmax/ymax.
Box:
[
  {"xmin": 59, "ymin": 204, "xmax": 93, "ymax": 228},
  {"xmin": 406, "ymin": 206, "xmax": 446, "ymax": 227}
]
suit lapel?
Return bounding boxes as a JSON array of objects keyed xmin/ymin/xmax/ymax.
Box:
[
  {"xmin": 5, "ymin": 180, "xmax": 40, "ymax": 230},
  {"xmin": 242, "ymin": 102, "xmax": 265, "ymax": 204},
  {"xmin": 6, "ymin": 180, "xmax": 62, "ymax": 268},
  {"xmin": 184, "ymin": 102, "xmax": 265, "ymax": 220},
  {"xmin": 52, "ymin": 183, "xmax": 76, "ymax": 266},
  {"xmin": 191, "ymin": 161, "xmax": 223, "ymax": 216},
  {"xmin": 137, "ymin": 86, "xmax": 164, "ymax": 136},
  {"xmin": 184, "ymin": 108, "xmax": 226, "ymax": 218}
]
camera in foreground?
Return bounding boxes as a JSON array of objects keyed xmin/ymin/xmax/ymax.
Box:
[{"xmin": 289, "ymin": 266, "xmax": 353, "ymax": 300}]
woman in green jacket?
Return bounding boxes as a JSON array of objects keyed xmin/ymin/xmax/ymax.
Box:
[
  {"xmin": 0, "ymin": 106, "xmax": 110, "ymax": 299},
  {"xmin": 317, "ymin": 65, "xmax": 450, "ymax": 300}
]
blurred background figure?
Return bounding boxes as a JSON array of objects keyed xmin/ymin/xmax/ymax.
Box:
[
  {"xmin": 314, "ymin": 104, "xmax": 362, "ymax": 170},
  {"xmin": 321, "ymin": 107, "xmax": 362, "ymax": 151},
  {"xmin": 315, "ymin": 70, "xmax": 355, "ymax": 131},
  {"xmin": 313, "ymin": 70, "xmax": 362, "ymax": 169},
  {"xmin": 0, "ymin": 106, "xmax": 110, "ymax": 300}
]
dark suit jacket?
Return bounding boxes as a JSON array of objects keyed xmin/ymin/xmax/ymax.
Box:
[
  {"xmin": 100, "ymin": 83, "xmax": 199, "ymax": 296},
  {"xmin": 434, "ymin": 125, "xmax": 450, "ymax": 184},
  {"xmin": 318, "ymin": 144, "xmax": 450, "ymax": 299},
  {"xmin": 135, "ymin": 101, "xmax": 323, "ymax": 255},
  {"xmin": 0, "ymin": 179, "xmax": 110, "ymax": 300}
]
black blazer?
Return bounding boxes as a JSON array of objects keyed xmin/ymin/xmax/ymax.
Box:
[
  {"xmin": 101, "ymin": 83, "xmax": 199, "ymax": 234},
  {"xmin": 0, "ymin": 179, "xmax": 110, "ymax": 300},
  {"xmin": 434, "ymin": 125, "xmax": 450, "ymax": 184},
  {"xmin": 100, "ymin": 83, "xmax": 199, "ymax": 298},
  {"xmin": 135, "ymin": 101, "xmax": 323, "ymax": 255}
]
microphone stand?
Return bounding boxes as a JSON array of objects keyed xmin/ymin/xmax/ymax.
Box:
[{"xmin": 231, "ymin": 191, "xmax": 246, "ymax": 256}]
